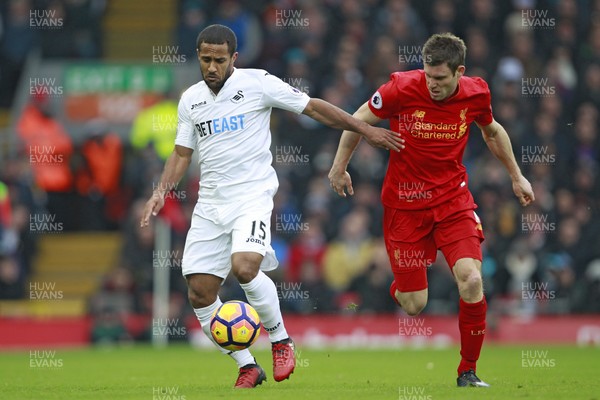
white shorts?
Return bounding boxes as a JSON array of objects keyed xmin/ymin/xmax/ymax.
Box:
[{"xmin": 181, "ymin": 194, "xmax": 278, "ymax": 278}]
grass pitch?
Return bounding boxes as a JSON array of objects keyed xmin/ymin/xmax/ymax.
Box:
[{"xmin": 1, "ymin": 344, "xmax": 598, "ymax": 400}]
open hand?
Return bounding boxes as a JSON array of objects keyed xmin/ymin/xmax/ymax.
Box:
[{"xmin": 362, "ymin": 126, "xmax": 405, "ymax": 152}]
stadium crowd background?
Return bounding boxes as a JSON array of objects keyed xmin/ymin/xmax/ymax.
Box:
[{"xmin": 1, "ymin": 0, "xmax": 599, "ymax": 339}]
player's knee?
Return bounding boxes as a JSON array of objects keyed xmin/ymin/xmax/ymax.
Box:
[
  {"xmin": 404, "ymin": 303, "xmax": 426, "ymax": 316},
  {"xmin": 402, "ymin": 298, "xmax": 427, "ymax": 316},
  {"xmin": 187, "ymin": 287, "xmax": 217, "ymax": 308},
  {"xmin": 231, "ymin": 253, "xmax": 261, "ymax": 284},
  {"xmin": 232, "ymin": 262, "xmax": 259, "ymax": 284},
  {"xmin": 458, "ymin": 269, "xmax": 483, "ymax": 295}
]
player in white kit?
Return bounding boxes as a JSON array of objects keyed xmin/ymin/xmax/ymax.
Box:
[{"xmin": 140, "ymin": 24, "xmax": 403, "ymax": 388}]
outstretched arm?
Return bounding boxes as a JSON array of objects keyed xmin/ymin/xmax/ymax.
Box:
[
  {"xmin": 328, "ymin": 101, "xmax": 385, "ymax": 197},
  {"xmin": 302, "ymin": 98, "xmax": 403, "ymax": 152},
  {"xmin": 140, "ymin": 145, "xmax": 193, "ymax": 227},
  {"xmin": 478, "ymin": 119, "xmax": 535, "ymax": 206}
]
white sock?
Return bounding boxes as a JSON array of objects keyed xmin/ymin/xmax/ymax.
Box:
[
  {"xmin": 193, "ymin": 298, "xmax": 255, "ymax": 368},
  {"xmin": 240, "ymin": 270, "xmax": 289, "ymax": 342}
]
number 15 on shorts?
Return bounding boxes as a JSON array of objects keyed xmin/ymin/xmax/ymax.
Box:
[{"xmin": 247, "ymin": 220, "xmax": 267, "ymax": 245}]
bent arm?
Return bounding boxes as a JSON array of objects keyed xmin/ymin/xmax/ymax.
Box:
[
  {"xmin": 154, "ymin": 145, "xmax": 194, "ymax": 197},
  {"xmin": 331, "ymin": 101, "xmax": 381, "ymax": 171},
  {"xmin": 478, "ymin": 119, "xmax": 535, "ymax": 206},
  {"xmin": 478, "ymin": 119, "xmax": 521, "ymax": 180},
  {"xmin": 140, "ymin": 145, "xmax": 193, "ymax": 226},
  {"xmin": 302, "ymin": 98, "xmax": 376, "ymax": 133}
]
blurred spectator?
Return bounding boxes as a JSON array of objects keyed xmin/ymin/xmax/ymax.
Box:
[
  {"xmin": 0, "ymin": 180, "xmax": 23, "ymax": 299},
  {"xmin": 0, "ymin": 254, "xmax": 23, "ymax": 299},
  {"xmin": 17, "ymin": 93, "xmax": 76, "ymax": 230},
  {"xmin": 75, "ymin": 120, "xmax": 124, "ymax": 230},
  {"xmin": 41, "ymin": 0, "xmax": 105, "ymax": 58},
  {"xmin": 0, "ymin": 0, "xmax": 39, "ymax": 108},
  {"xmin": 347, "ymin": 239, "xmax": 396, "ymax": 313},
  {"xmin": 120, "ymin": 199, "xmax": 155, "ymax": 311},
  {"xmin": 130, "ymin": 96, "xmax": 178, "ymax": 162},
  {"xmin": 90, "ymin": 307, "xmax": 131, "ymax": 345},
  {"xmin": 177, "ymin": 1, "xmax": 206, "ymax": 57},
  {"xmin": 212, "ymin": 0, "xmax": 262, "ymax": 66},
  {"xmin": 323, "ymin": 208, "xmax": 375, "ymax": 298}
]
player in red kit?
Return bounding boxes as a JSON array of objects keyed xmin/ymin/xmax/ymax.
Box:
[{"xmin": 329, "ymin": 33, "xmax": 535, "ymax": 387}]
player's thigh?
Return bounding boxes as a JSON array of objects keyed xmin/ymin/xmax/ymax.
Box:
[
  {"xmin": 181, "ymin": 213, "xmax": 232, "ymax": 279},
  {"xmin": 434, "ymin": 208, "xmax": 484, "ymax": 270},
  {"xmin": 386, "ymin": 240, "xmax": 436, "ymax": 293},
  {"xmin": 230, "ymin": 194, "xmax": 278, "ymax": 281}
]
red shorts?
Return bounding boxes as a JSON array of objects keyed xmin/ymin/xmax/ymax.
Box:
[{"xmin": 383, "ymin": 191, "xmax": 484, "ymax": 292}]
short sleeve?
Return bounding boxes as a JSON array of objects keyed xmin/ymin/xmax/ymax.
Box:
[
  {"xmin": 174, "ymin": 95, "xmax": 196, "ymax": 150},
  {"xmin": 368, "ymin": 74, "xmax": 402, "ymax": 120},
  {"xmin": 473, "ymin": 78, "xmax": 493, "ymax": 126},
  {"xmin": 259, "ymin": 72, "xmax": 310, "ymax": 113}
]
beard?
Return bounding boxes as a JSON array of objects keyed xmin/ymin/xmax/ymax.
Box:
[{"xmin": 203, "ymin": 63, "xmax": 234, "ymax": 92}]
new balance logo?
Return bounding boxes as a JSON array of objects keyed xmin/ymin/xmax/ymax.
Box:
[
  {"xmin": 191, "ymin": 101, "xmax": 207, "ymax": 109},
  {"xmin": 230, "ymin": 90, "xmax": 245, "ymax": 103}
]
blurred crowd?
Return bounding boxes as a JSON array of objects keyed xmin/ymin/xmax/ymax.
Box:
[{"xmin": 1, "ymin": 0, "xmax": 600, "ymax": 334}]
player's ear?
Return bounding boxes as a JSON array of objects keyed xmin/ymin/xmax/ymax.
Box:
[
  {"xmin": 231, "ymin": 51, "xmax": 238, "ymax": 64},
  {"xmin": 456, "ymin": 65, "xmax": 465, "ymax": 77}
]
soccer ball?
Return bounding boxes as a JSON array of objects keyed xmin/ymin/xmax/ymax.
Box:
[{"xmin": 210, "ymin": 301, "xmax": 261, "ymax": 351}]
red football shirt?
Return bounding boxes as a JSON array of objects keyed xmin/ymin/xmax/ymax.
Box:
[{"xmin": 368, "ymin": 69, "xmax": 493, "ymax": 210}]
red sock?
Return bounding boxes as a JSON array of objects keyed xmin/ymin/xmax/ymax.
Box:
[{"xmin": 457, "ymin": 296, "xmax": 487, "ymax": 375}]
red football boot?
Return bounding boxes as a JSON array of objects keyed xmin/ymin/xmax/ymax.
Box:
[
  {"xmin": 234, "ymin": 363, "xmax": 266, "ymax": 388},
  {"xmin": 272, "ymin": 338, "xmax": 295, "ymax": 382}
]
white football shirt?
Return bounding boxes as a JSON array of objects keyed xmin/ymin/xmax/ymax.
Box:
[{"xmin": 175, "ymin": 68, "xmax": 310, "ymax": 204}]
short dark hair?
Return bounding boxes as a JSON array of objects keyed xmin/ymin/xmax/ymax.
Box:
[
  {"xmin": 422, "ymin": 33, "xmax": 466, "ymax": 73},
  {"xmin": 196, "ymin": 24, "xmax": 237, "ymax": 56}
]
